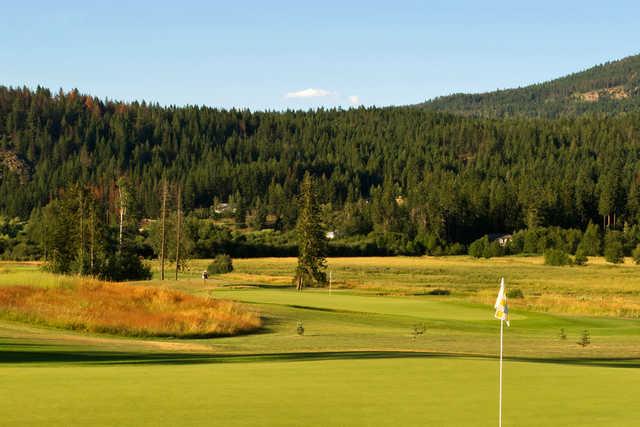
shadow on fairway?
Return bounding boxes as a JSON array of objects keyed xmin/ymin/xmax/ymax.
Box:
[{"xmin": 2, "ymin": 343, "xmax": 640, "ymax": 369}]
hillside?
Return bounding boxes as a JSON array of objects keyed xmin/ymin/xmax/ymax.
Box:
[
  {"xmin": 421, "ymin": 54, "xmax": 640, "ymax": 117},
  {"xmin": 2, "ymin": 82, "xmax": 640, "ymax": 249}
]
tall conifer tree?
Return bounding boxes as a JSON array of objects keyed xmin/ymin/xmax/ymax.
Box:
[{"xmin": 294, "ymin": 173, "xmax": 327, "ymax": 291}]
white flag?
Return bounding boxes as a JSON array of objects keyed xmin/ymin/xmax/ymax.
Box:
[{"xmin": 494, "ymin": 277, "xmax": 510, "ymax": 326}]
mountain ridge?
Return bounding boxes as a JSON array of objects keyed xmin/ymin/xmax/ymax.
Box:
[{"xmin": 420, "ymin": 54, "xmax": 640, "ymax": 117}]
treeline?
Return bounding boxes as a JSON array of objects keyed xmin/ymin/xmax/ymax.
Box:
[
  {"xmin": 27, "ymin": 183, "xmax": 151, "ymax": 280},
  {"xmin": 4, "ymin": 197, "xmax": 640, "ymax": 266},
  {"xmin": 0, "ymin": 213, "xmax": 457, "ymax": 262},
  {"xmin": 3, "ymin": 86, "xmax": 640, "ymax": 248},
  {"xmin": 469, "ymin": 224, "xmax": 640, "ymax": 265}
]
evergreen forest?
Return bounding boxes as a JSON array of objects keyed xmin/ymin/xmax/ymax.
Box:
[{"xmin": 2, "ymin": 72, "xmax": 640, "ymax": 263}]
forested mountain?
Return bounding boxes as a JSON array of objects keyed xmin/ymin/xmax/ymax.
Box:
[
  {"xmin": 421, "ymin": 54, "xmax": 640, "ymax": 117},
  {"xmin": 1, "ymin": 83, "xmax": 640, "ymax": 249}
]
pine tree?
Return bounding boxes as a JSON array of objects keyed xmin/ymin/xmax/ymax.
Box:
[
  {"xmin": 577, "ymin": 222, "xmax": 601, "ymax": 256},
  {"xmin": 604, "ymin": 231, "xmax": 625, "ymax": 264},
  {"xmin": 294, "ymin": 173, "xmax": 327, "ymax": 291}
]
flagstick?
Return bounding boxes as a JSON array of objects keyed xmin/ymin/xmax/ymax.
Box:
[
  {"xmin": 499, "ymin": 318, "xmax": 504, "ymax": 427},
  {"xmin": 329, "ymin": 271, "xmax": 332, "ymax": 295}
]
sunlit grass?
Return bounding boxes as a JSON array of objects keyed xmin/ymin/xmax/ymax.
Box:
[
  {"xmin": 0, "ymin": 277, "xmax": 261, "ymax": 338},
  {"xmin": 158, "ymin": 256, "xmax": 640, "ymax": 318},
  {"xmin": 6, "ymin": 255, "xmax": 640, "ymax": 321}
]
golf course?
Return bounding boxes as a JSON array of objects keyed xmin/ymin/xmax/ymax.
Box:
[{"xmin": 2, "ymin": 256, "xmax": 640, "ymax": 426}]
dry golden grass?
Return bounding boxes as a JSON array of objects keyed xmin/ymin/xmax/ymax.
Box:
[
  {"xmin": 473, "ymin": 289, "xmax": 640, "ymax": 318},
  {"xmin": 220, "ymin": 256, "xmax": 640, "ymax": 318},
  {"xmin": 15, "ymin": 255, "xmax": 640, "ymax": 320},
  {"xmin": 0, "ymin": 278, "xmax": 261, "ymax": 338}
]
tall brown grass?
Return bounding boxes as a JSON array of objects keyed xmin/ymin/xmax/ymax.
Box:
[
  {"xmin": 0, "ymin": 278, "xmax": 261, "ymax": 338},
  {"xmin": 472, "ymin": 289, "xmax": 640, "ymax": 318}
]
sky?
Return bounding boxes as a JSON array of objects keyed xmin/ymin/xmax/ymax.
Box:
[{"xmin": 1, "ymin": 1, "xmax": 639, "ymax": 110}]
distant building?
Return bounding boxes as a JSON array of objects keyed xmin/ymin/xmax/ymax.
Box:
[
  {"xmin": 488, "ymin": 233, "xmax": 513, "ymax": 247},
  {"xmin": 214, "ymin": 203, "xmax": 235, "ymax": 214},
  {"xmin": 138, "ymin": 218, "xmax": 154, "ymax": 232}
]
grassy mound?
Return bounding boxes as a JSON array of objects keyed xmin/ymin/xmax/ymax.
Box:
[{"xmin": 0, "ymin": 279, "xmax": 261, "ymax": 338}]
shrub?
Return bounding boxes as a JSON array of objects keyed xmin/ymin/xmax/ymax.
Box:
[
  {"xmin": 623, "ymin": 224, "xmax": 640, "ymax": 255},
  {"xmin": 417, "ymin": 232, "xmax": 444, "ymax": 256},
  {"xmin": 507, "ymin": 288, "xmax": 524, "ymax": 299},
  {"xmin": 577, "ymin": 330, "xmax": 591, "ymax": 347},
  {"xmin": 427, "ymin": 288, "xmax": 450, "ymax": 296},
  {"xmin": 412, "ymin": 323, "xmax": 426, "ymax": 339},
  {"xmin": 573, "ymin": 249, "xmax": 588, "ymax": 266},
  {"xmin": 446, "ymin": 242, "xmax": 466, "ymax": 255},
  {"xmin": 468, "ymin": 236, "xmax": 490, "ymax": 258},
  {"xmin": 633, "ymin": 244, "xmax": 640, "ymax": 265},
  {"xmin": 604, "ymin": 231, "xmax": 624, "ymax": 264},
  {"xmin": 103, "ymin": 250, "xmax": 152, "ymax": 281},
  {"xmin": 544, "ymin": 249, "xmax": 571, "ymax": 266},
  {"xmin": 296, "ymin": 321, "xmax": 305, "ymax": 336},
  {"xmin": 579, "ymin": 223, "xmax": 601, "ymax": 256},
  {"xmin": 207, "ymin": 254, "xmax": 234, "ymax": 274},
  {"xmin": 523, "ymin": 229, "xmax": 539, "ymax": 254},
  {"xmin": 565, "ymin": 228, "xmax": 583, "ymax": 254},
  {"xmin": 484, "ymin": 241, "xmax": 505, "ymax": 258}
]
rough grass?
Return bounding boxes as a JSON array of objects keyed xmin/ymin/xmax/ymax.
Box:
[
  {"xmin": 167, "ymin": 256, "xmax": 640, "ymax": 318},
  {"xmin": 0, "ymin": 278, "xmax": 261, "ymax": 338},
  {"xmin": 7, "ymin": 256, "xmax": 640, "ymax": 318}
]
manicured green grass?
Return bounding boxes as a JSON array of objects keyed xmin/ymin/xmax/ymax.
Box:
[
  {"xmin": 201, "ymin": 288, "xmax": 640, "ymax": 359},
  {"xmin": 0, "ymin": 263, "xmax": 72, "ymax": 288},
  {"xmin": 2, "ymin": 356, "xmax": 640, "ymax": 426},
  {"xmin": 3, "ymin": 258, "xmax": 640, "ymax": 425}
]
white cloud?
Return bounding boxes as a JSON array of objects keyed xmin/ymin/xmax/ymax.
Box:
[
  {"xmin": 348, "ymin": 95, "xmax": 360, "ymax": 105},
  {"xmin": 285, "ymin": 88, "xmax": 332, "ymax": 99}
]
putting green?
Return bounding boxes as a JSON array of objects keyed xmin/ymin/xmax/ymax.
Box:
[
  {"xmin": 214, "ymin": 288, "xmax": 520, "ymax": 321},
  {"xmin": 2, "ymin": 356, "xmax": 639, "ymax": 426}
]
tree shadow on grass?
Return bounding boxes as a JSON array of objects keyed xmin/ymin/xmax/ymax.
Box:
[{"xmin": 1, "ymin": 344, "xmax": 640, "ymax": 369}]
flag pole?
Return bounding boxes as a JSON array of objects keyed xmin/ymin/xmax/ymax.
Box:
[{"xmin": 499, "ymin": 317, "xmax": 504, "ymax": 427}]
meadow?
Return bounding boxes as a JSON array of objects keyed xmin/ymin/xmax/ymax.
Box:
[{"xmin": 2, "ymin": 256, "xmax": 640, "ymax": 426}]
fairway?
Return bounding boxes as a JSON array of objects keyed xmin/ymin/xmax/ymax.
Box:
[
  {"xmin": 3, "ymin": 357, "xmax": 640, "ymax": 426},
  {"xmin": 2, "ymin": 257, "xmax": 640, "ymax": 425}
]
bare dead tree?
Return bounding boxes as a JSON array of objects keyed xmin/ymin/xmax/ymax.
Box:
[
  {"xmin": 79, "ymin": 189, "xmax": 85, "ymax": 274},
  {"xmin": 160, "ymin": 178, "xmax": 168, "ymax": 281},
  {"xmin": 89, "ymin": 207, "xmax": 95, "ymax": 273},
  {"xmin": 175, "ymin": 185, "xmax": 182, "ymax": 280},
  {"xmin": 117, "ymin": 177, "xmax": 129, "ymax": 253}
]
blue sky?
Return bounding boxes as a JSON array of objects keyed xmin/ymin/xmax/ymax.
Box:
[{"xmin": 1, "ymin": 1, "xmax": 638, "ymax": 110}]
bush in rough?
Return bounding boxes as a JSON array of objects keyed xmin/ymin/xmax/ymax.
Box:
[
  {"xmin": 544, "ymin": 249, "xmax": 572, "ymax": 266},
  {"xmin": 207, "ymin": 254, "xmax": 234, "ymax": 274}
]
